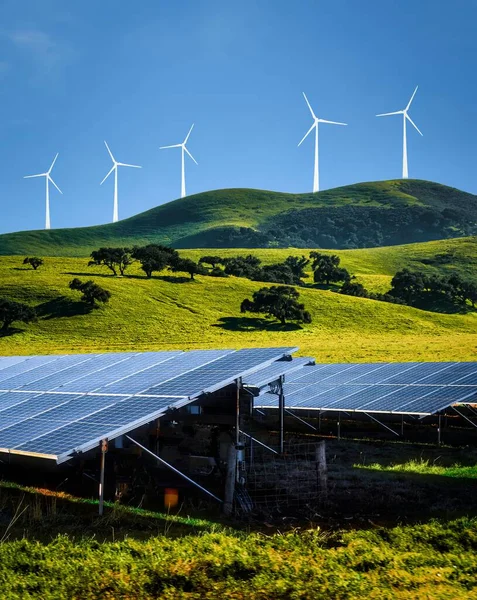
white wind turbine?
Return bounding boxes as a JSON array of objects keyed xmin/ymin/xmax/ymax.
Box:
[
  {"xmin": 101, "ymin": 141, "xmax": 142, "ymax": 223},
  {"xmin": 298, "ymin": 93, "xmax": 347, "ymax": 193},
  {"xmin": 160, "ymin": 124, "xmax": 198, "ymax": 198},
  {"xmin": 376, "ymin": 86, "xmax": 423, "ymax": 179},
  {"xmin": 24, "ymin": 153, "xmax": 62, "ymax": 230}
]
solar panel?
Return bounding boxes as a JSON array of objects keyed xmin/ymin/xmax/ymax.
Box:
[
  {"xmin": 19, "ymin": 353, "xmax": 136, "ymax": 392},
  {"xmin": 58, "ymin": 352, "xmax": 181, "ymax": 393},
  {"xmin": 0, "ymin": 355, "xmax": 64, "ymax": 384},
  {"xmin": 243, "ymin": 357, "xmax": 313, "ymax": 389},
  {"xmin": 346, "ymin": 363, "xmax": 420, "ymax": 384},
  {"xmin": 0, "ymin": 355, "xmax": 97, "ymax": 390},
  {"xmin": 382, "ymin": 363, "xmax": 455, "ymax": 385},
  {"xmin": 285, "ymin": 363, "xmax": 356, "ymax": 384},
  {"xmin": 416, "ymin": 363, "xmax": 477, "ymax": 386},
  {"xmin": 0, "ymin": 347, "xmax": 299, "ymax": 461},
  {"xmin": 450, "ymin": 371, "xmax": 477, "ymax": 386},
  {"xmin": 99, "ymin": 350, "xmax": 232, "ymax": 395},
  {"xmin": 0, "ymin": 357, "xmax": 31, "ymax": 372}
]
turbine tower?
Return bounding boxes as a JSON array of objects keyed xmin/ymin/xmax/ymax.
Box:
[
  {"xmin": 24, "ymin": 153, "xmax": 62, "ymax": 230},
  {"xmin": 298, "ymin": 93, "xmax": 347, "ymax": 193},
  {"xmin": 376, "ymin": 86, "xmax": 423, "ymax": 179},
  {"xmin": 160, "ymin": 124, "xmax": 198, "ymax": 198},
  {"xmin": 101, "ymin": 141, "xmax": 142, "ymax": 223}
]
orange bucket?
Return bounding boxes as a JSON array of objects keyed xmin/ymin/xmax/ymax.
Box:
[{"xmin": 164, "ymin": 488, "xmax": 179, "ymax": 509}]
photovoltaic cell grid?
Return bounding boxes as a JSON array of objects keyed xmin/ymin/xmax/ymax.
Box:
[
  {"xmin": 0, "ymin": 347, "xmax": 298, "ymax": 462},
  {"xmin": 256, "ymin": 362, "xmax": 477, "ymax": 415}
]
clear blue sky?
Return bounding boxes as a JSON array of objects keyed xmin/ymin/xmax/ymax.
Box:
[{"xmin": 0, "ymin": 0, "xmax": 476, "ymax": 234}]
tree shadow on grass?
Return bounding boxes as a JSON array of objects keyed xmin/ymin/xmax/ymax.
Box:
[
  {"xmin": 63, "ymin": 271, "xmax": 117, "ymax": 279},
  {"xmin": 36, "ymin": 296, "xmax": 94, "ymax": 319},
  {"xmin": 214, "ymin": 316, "xmax": 302, "ymax": 332},
  {"xmin": 11, "ymin": 267, "xmax": 33, "ymax": 271},
  {"xmin": 156, "ymin": 275, "xmax": 194, "ymax": 284},
  {"xmin": 0, "ymin": 326, "xmax": 25, "ymax": 338}
]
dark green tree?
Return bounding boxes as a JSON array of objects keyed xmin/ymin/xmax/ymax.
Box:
[
  {"xmin": 341, "ymin": 280, "xmax": 369, "ymax": 298},
  {"xmin": 170, "ymin": 258, "xmax": 206, "ymax": 280},
  {"xmin": 256, "ymin": 264, "xmax": 297, "ymax": 285},
  {"xmin": 240, "ymin": 285, "xmax": 312, "ymax": 325},
  {"xmin": 0, "ymin": 299, "xmax": 36, "ymax": 332},
  {"xmin": 309, "ymin": 251, "xmax": 350, "ymax": 285},
  {"xmin": 131, "ymin": 245, "xmax": 178, "ymax": 278},
  {"xmin": 199, "ymin": 255, "xmax": 223, "ymax": 269},
  {"xmin": 88, "ymin": 247, "xmax": 133, "ymax": 276},
  {"xmin": 69, "ymin": 278, "xmax": 111, "ymax": 306},
  {"xmin": 284, "ymin": 255, "xmax": 310, "ymax": 279},
  {"xmin": 389, "ymin": 269, "xmax": 426, "ymax": 304},
  {"xmin": 223, "ymin": 255, "xmax": 262, "ymax": 278},
  {"xmin": 23, "ymin": 257, "xmax": 44, "ymax": 270}
]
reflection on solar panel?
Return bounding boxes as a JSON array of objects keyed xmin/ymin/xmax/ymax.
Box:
[
  {"xmin": 0, "ymin": 347, "xmax": 298, "ymax": 462},
  {"xmin": 242, "ymin": 357, "xmax": 314, "ymax": 389},
  {"xmin": 255, "ymin": 361, "xmax": 477, "ymax": 416}
]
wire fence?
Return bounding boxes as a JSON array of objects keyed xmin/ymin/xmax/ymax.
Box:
[{"xmin": 240, "ymin": 441, "xmax": 327, "ymax": 514}]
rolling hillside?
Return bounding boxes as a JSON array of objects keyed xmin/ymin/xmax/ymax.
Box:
[
  {"xmin": 0, "ymin": 237, "xmax": 475, "ymax": 361},
  {"xmin": 0, "ymin": 179, "xmax": 476, "ymax": 256}
]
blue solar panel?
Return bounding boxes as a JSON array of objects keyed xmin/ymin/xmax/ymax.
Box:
[
  {"xmin": 0, "ymin": 391, "xmax": 42, "ymax": 412},
  {"xmin": 15, "ymin": 421, "xmax": 113, "ymax": 456},
  {"xmin": 0, "ymin": 355, "xmax": 96, "ymax": 390},
  {"xmin": 99, "ymin": 350, "xmax": 231, "ymax": 395},
  {"xmin": 0, "ymin": 393, "xmax": 72, "ymax": 427},
  {"xmin": 345, "ymin": 363, "xmax": 420, "ymax": 384},
  {"xmin": 0, "ymin": 357, "xmax": 31, "ymax": 372},
  {"xmin": 0, "ymin": 418, "xmax": 68, "ymax": 449},
  {"xmin": 58, "ymin": 352, "xmax": 181, "ymax": 393},
  {"xmin": 35, "ymin": 394, "xmax": 117, "ymax": 424},
  {"xmin": 0, "ymin": 356, "xmax": 63, "ymax": 384},
  {"xmin": 383, "ymin": 363, "xmax": 454, "ymax": 385},
  {"xmin": 80, "ymin": 396, "xmax": 179, "ymax": 428},
  {"xmin": 450, "ymin": 371, "xmax": 477, "ymax": 386},
  {"xmin": 19, "ymin": 353, "xmax": 134, "ymax": 391},
  {"xmin": 321, "ymin": 385, "xmax": 402, "ymax": 411},
  {"xmin": 243, "ymin": 358, "xmax": 313, "ymax": 388},
  {"xmin": 285, "ymin": 364, "xmax": 356, "ymax": 384},
  {"xmin": 417, "ymin": 363, "xmax": 477, "ymax": 385}
]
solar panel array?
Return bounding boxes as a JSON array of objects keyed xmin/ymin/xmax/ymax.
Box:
[
  {"xmin": 255, "ymin": 362, "xmax": 477, "ymax": 416},
  {"xmin": 0, "ymin": 347, "xmax": 298, "ymax": 462}
]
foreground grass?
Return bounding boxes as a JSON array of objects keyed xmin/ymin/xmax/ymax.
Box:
[
  {"xmin": 0, "ymin": 243, "xmax": 476, "ymax": 360},
  {"xmin": 0, "ymin": 519, "xmax": 476, "ymax": 598},
  {"xmin": 355, "ymin": 459, "xmax": 477, "ymax": 479}
]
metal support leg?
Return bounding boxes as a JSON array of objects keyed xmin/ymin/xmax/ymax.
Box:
[
  {"xmin": 401, "ymin": 415, "xmax": 404, "ymax": 437},
  {"xmin": 337, "ymin": 413, "xmax": 341, "ymax": 441},
  {"xmin": 363, "ymin": 413, "xmax": 400, "ymax": 437},
  {"xmin": 318, "ymin": 410, "xmax": 321, "ymax": 432},
  {"xmin": 437, "ymin": 414, "xmax": 442, "ymax": 445},
  {"xmin": 98, "ymin": 439, "xmax": 107, "ymax": 516},
  {"xmin": 235, "ymin": 377, "xmax": 242, "ymax": 446},
  {"xmin": 278, "ymin": 375, "xmax": 285, "ymax": 454},
  {"xmin": 240, "ymin": 430, "xmax": 278, "ymax": 455},
  {"xmin": 285, "ymin": 409, "xmax": 317, "ymax": 431},
  {"xmin": 125, "ymin": 435, "xmax": 223, "ymax": 503}
]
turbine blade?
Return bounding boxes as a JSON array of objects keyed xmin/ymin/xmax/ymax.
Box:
[
  {"xmin": 24, "ymin": 173, "xmax": 46, "ymax": 179},
  {"xmin": 318, "ymin": 119, "xmax": 347, "ymax": 126},
  {"xmin": 48, "ymin": 152, "xmax": 59, "ymax": 174},
  {"xmin": 376, "ymin": 111, "xmax": 402, "ymax": 117},
  {"xmin": 49, "ymin": 175, "xmax": 63, "ymax": 194},
  {"xmin": 104, "ymin": 141, "xmax": 116, "ymax": 163},
  {"xmin": 159, "ymin": 144, "xmax": 182, "ymax": 149},
  {"xmin": 117, "ymin": 162, "xmax": 142, "ymax": 169},
  {"xmin": 184, "ymin": 123, "xmax": 194, "ymax": 144},
  {"xmin": 100, "ymin": 165, "xmax": 115, "ymax": 185},
  {"xmin": 406, "ymin": 85, "xmax": 419, "ymax": 111},
  {"xmin": 406, "ymin": 113, "xmax": 423, "ymax": 136},
  {"xmin": 297, "ymin": 122, "xmax": 316, "ymax": 147},
  {"xmin": 184, "ymin": 146, "xmax": 198, "ymax": 165},
  {"xmin": 302, "ymin": 92, "xmax": 316, "ymax": 119}
]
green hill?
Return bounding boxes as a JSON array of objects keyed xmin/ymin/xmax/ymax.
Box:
[
  {"xmin": 0, "ymin": 237, "xmax": 475, "ymax": 361},
  {"xmin": 1, "ymin": 179, "xmax": 476, "ymax": 256}
]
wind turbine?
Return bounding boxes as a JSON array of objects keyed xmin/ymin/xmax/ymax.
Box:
[
  {"xmin": 298, "ymin": 93, "xmax": 347, "ymax": 193},
  {"xmin": 24, "ymin": 153, "xmax": 62, "ymax": 230},
  {"xmin": 101, "ymin": 141, "xmax": 142, "ymax": 223},
  {"xmin": 376, "ymin": 86, "xmax": 423, "ymax": 179},
  {"xmin": 160, "ymin": 124, "xmax": 198, "ymax": 198}
]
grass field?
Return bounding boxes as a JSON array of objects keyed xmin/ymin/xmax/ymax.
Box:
[
  {"xmin": 0, "ymin": 178, "xmax": 476, "ymax": 255},
  {"xmin": 0, "ymin": 237, "xmax": 476, "ymax": 360},
  {"xmin": 1, "ymin": 438, "xmax": 477, "ymax": 598}
]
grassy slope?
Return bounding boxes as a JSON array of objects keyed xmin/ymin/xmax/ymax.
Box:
[
  {"xmin": 0, "ymin": 179, "xmax": 476, "ymax": 255},
  {"xmin": 0, "ymin": 237, "xmax": 476, "ymax": 361}
]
